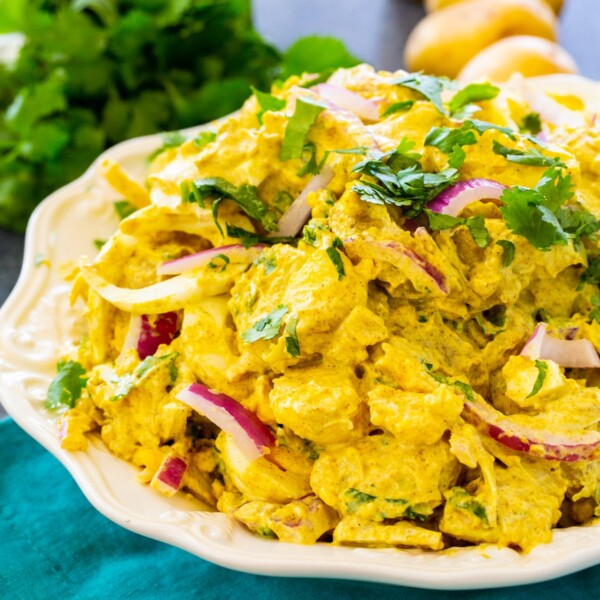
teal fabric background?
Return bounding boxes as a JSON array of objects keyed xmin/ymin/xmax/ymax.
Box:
[{"xmin": 1, "ymin": 417, "xmax": 598, "ymax": 600}]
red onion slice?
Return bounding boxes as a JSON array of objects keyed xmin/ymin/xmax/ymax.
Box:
[
  {"xmin": 272, "ymin": 166, "xmax": 334, "ymax": 237},
  {"xmin": 464, "ymin": 400, "xmax": 600, "ymax": 462},
  {"xmin": 427, "ymin": 179, "xmax": 506, "ymax": 217},
  {"xmin": 177, "ymin": 383, "xmax": 276, "ymax": 461},
  {"xmin": 158, "ymin": 244, "xmax": 266, "ymax": 276},
  {"xmin": 521, "ymin": 323, "xmax": 600, "ymax": 368},
  {"xmin": 313, "ymin": 84, "xmax": 379, "ymax": 122},
  {"xmin": 137, "ymin": 312, "xmax": 180, "ymax": 359},
  {"xmin": 150, "ymin": 455, "xmax": 187, "ymax": 496}
]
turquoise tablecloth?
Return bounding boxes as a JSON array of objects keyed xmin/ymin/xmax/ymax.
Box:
[{"xmin": 1, "ymin": 416, "xmax": 599, "ymax": 600}]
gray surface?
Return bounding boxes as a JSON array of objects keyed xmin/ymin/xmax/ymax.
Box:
[{"xmin": 1, "ymin": 0, "xmax": 599, "ymax": 419}]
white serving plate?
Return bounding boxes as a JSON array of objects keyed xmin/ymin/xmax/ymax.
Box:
[{"xmin": 3, "ymin": 75, "xmax": 600, "ymax": 591}]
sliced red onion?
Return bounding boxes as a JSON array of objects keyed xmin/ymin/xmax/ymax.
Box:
[
  {"xmin": 521, "ymin": 323, "xmax": 600, "ymax": 368},
  {"xmin": 272, "ymin": 166, "xmax": 334, "ymax": 237},
  {"xmin": 464, "ymin": 400, "xmax": 600, "ymax": 462},
  {"xmin": 138, "ymin": 312, "xmax": 180, "ymax": 359},
  {"xmin": 313, "ymin": 84, "xmax": 379, "ymax": 122},
  {"xmin": 158, "ymin": 244, "xmax": 266, "ymax": 276},
  {"xmin": 150, "ymin": 455, "xmax": 188, "ymax": 496},
  {"xmin": 428, "ymin": 179, "xmax": 506, "ymax": 217},
  {"xmin": 177, "ymin": 383, "xmax": 275, "ymax": 461}
]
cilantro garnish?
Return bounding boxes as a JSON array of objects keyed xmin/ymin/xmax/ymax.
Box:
[
  {"xmin": 251, "ymin": 86, "xmax": 286, "ymax": 125},
  {"xmin": 424, "ymin": 123, "xmax": 478, "ymax": 154},
  {"xmin": 579, "ymin": 256, "xmax": 600, "ymax": 289},
  {"xmin": 113, "ymin": 200, "xmax": 137, "ymax": 220},
  {"xmin": 426, "ymin": 367, "xmax": 474, "ymax": 401},
  {"xmin": 390, "ymin": 73, "xmax": 448, "ymax": 114},
  {"xmin": 280, "ymin": 97, "xmax": 326, "ymax": 161},
  {"xmin": 112, "ymin": 353, "xmax": 178, "ymax": 401},
  {"xmin": 448, "ymin": 487, "xmax": 489, "ymax": 523},
  {"xmin": 93, "ymin": 239, "xmax": 106, "ymax": 250},
  {"xmin": 297, "ymin": 142, "xmax": 321, "ymax": 176},
  {"xmin": 190, "ymin": 177, "xmax": 275, "ymax": 230},
  {"xmin": 194, "ymin": 131, "xmax": 217, "ymax": 149},
  {"xmin": 467, "ymin": 119, "xmax": 517, "ymax": 140},
  {"xmin": 520, "ymin": 113, "xmax": 542, "ymax": 135},
  {"xmin": 207, "ymin": 253, "xmax": 230, "ymax": 272},
  {"xmin": 425, "ymin": 210, "xmax": 491, "ymax": 248},
  {"xmin": 496, "ymin": 240, "xmax": 515, "ymax": 266},
  {"xmin": 527, "ymin": 360, "xmax": 548, "ymax": 398},
  {"xmin": 46, "ymin": 360, "xmax": 88, "ymax": 410},
  {"xmin": 147, "ymin": 131, "xmax": 187, "ymax": 162},
  {"xmin": 254, "ymin": 254, "xmax": 277, "ymax": 275},
  {"xmin": 351, "ymin": 139, "xmax": 459, "ymax": 218},
  {"xmin": 492, "ymin": 140, "xmax": 566, "ymax": 167},
  {"xmin": 242, "ymin": 305, "xmax": 289, "ymax": 343},
  {"xmin": 285, "ymin": 315, "xmax": 300, "ymax": 357},
  {"xmin": 326, "ymin": 237, "xmax": 346, "ymax": 280},
  {"xmin": 448, "ymin": 83, "xmax": 499, "ymax": 119},
  {"xmin": 380, "ymin": 100, "xmax": 415, "ymax": 117},
  {"xmin": 590, "ymin": 296, "xmax": 600, "ymax": 324},
  {"xmin": 225, "ymin": 224, "xmax": 295, "ymax": 248},
  {"xmin": 180, "ymin": 181, "xmax": 204, "ymax": 205}
]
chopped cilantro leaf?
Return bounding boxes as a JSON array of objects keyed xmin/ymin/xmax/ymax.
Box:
[
  {"xmin": 180, "ymin": 180, "xmax": 204, "ymax": 205},
  {"xmin": 535, "ymin": 166, "xmax": 574, "ymax": 212},
  {"xmin": 380, "ymin": 100, "xmax": 415, "ymax": 117},
  {"xmin": 93, "ymin": 239, "xmax": 106, "ymax": 250},
  {"xmin": 297, "ymin": 141, "xmax": 321, "ymax": 176},
  {"xmin": 280, "ymin": 97, "xmax": 326, "ymax": 161},
  {"xmin": 391, "ymin": 73, "xmax": 448, "ymax": 114},
  {"xmin": 326, "ymin": 237, "xmax": 346, "ymax": 280},
  {"xmin": 112, "ymin": 353, "xmax": 178, "ymax": 401},
  {"xmin": 426, "ymin": 210, "xmax": 464, "ymax": 231},
  {"xmin": 492, "ymin": 140, "xmax": 566, "ymax": 167},
  {"xmin": 424, "ymin": 123, "xmax": 477, "ymax": 154},
  {"xmin": 254, "ymin": 254, "xmax": 277, "ymax": 275},
  {"xmin": 147, "ymin": 131, "xmax": 187, "ymax": 162},
  {"xmin": 210, "ymin": 197, "xmax": 225, "ymax": 237},
  {"xmin": 207, "ymin": 253, "xmax": 230, "ymax": 272},
  {"xmin": 225, "ymin": 224, "xmax": 295, "ymax": 248},
  {"xmin": 427, "ymin": 367, "xmax": 474, "ymax": 401},
  {"xmin": 466, "ymin": 215, "xmax": 491, "ymax": 248},
  {"xmin": 496, "ymin": 240, "xmax": 515, "ymax": 266},
  {"xmin": 285, "ymin": 315, "xmax": 300, "ymax": 357},
  {"xmin": 520, "ymin": 113, "xmax": 542, "ymax": 135},
  {"xmin": 590, "ymin": 296, "xmax": 600, "ymax": 324},
  {"xmin": 242, "ymin": 305, "xmax": 289, "ymax": 343},
  {"xmin": 448, "ymin": 83, "xmax": 499, "ymax": 118},
  {"xmin": 194, "ymin": 131, "xmax": 217, "ymax": 149},
  {"xmin": 192, "ymin": 177, "xmax": 275, "ymax": 230},
  {"xmin": 113, "ymin": 200, "xmax": 137, "ymax": 220},
  {"xmin": 345, "ymin": 488, "xmax": 376, "ymax": 513},
  {"xmin": 448, "ymin": 144, "xmax": 467, "ymax": 169},
  {"xmin": 251, "ymin": 86, "xmax": 286, "ymax": 125},
  {"xmin": 46, "ymin": 360, "xmax": 88, "ymax": 410},
  {"xmin": 449, "ymin": 487, "xmax": 489, "ymax": 523},
  {"xmin": 467, "ymin": 119, "xmax": 517, "ymax": 140},
  {"xmin": 527, "ymin": 360, "xmax": 548, "ymax": 398},
  {"xmin": 425, "ymin": 210, "xmax": 490, "ymax": 248},
  {"xmin": 579, "ymin": 256, "xmax": 600, "ymax": 289}
]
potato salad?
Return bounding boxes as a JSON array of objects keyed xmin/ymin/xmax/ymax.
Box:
[{"xmin": 50, "ymin": 65, "xmax": 600, "ymax": 553}]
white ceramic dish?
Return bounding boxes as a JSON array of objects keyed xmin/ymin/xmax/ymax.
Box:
[{"xmin": 3, "ymin": 75, "xmax": 600, "ymax": 591}]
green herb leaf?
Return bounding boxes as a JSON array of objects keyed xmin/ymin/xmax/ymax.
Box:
[
  {"xmin": 254, "ymin": 253, "xmax": 277, "ymax": 275},
  {"xmin": 326, "ymin": 237, "xmax": 346, "ymax": 280},
  {"xmin": 448, "ymin": 83, "xmax": 499, "ymax": 118},
  {"xmin": 496, "ymin": 240, "xmax": 515, "ymax": 266},
  {"xmin": 192, "ymin": 177, "xmax": 274, "ymax": 229},
  {"xmin": 448, "ymin": 144, "xmax": 467, "ymax": 169},
  {"xmin": 113, "ymin": 200, "xmax": 137, "ymax": 220},
  {"xmin": 93, "ymin": 239, "xmax": 106, "ymax": 250},
  {"xmin": 427, "ymin": 367, "xmax": 474, "ymax": 401},
  {"xmin": 225, "ymin": 224, "xmax": 295, "ymax": 248},
  {"xmin": 467, "ymin": 119, "xmax": 517, "ymax": 140},
  {"xmin": 579, "ymin": 256, "xmax": 600, "ymax": 289},
  {"xmin": 424, "ymin": 124, "xmax": 478, "ymax": 154},
  {"xmin": 252, "ymin": 86, "xmax": 286, "ymax": 125},
  {"xmin": 425, "ymin": 210, "xmax": 464, "ymax": 231},
  {"xmin": 520, "ymin": 113, "xmax": 542, "ymax": 135},
  {"xmin": 527, "ymin": 360, "xmax": 548, "ymax": 398},
  {"xmin": 380, "ymin": 100, "xmax": 415, "ymax": 117},
  {"xmin": 285, "ymin": 315, "xmax": 301, "ymax": 357},
  {"xmin": 46, "ymin": 360, "xmax": 88, "ymax": 410},
  {"xmin": 207, "ymin": 253, "xmax": 230, "ymax": 272},
  {"xmin": 112, "ymin": 353, "xmax": 178, "ymax": 401},
  {"xmin": 590, "ymin": 295, "xmax": 600, "ymax": 324},
  {"xmin": 194, "ymin": 131, "xmax": 217, "ymax": 149},
  {"xmin": 492, "ymin": 140, "xmax": 566, "ymax": 167},
  {"xmin": 147, "ymin": 131, "xmax": 187, "ymax": 162},
  {"xmin": 242, "ymin": 305, "xmax": 289, "ymax": 343},
  {"xmin": 280, "ymin": 97, "xmax": 326, "ymax": 161},
  {"xmin": 535, "ymin": 166, "xmax": 574, "ymax": 212},
  {"xmin": 466, "ymin": 215, "xmax": 491, "ymax": 248},
  {"xmin": 449, "ymin": 487, "xmax": 489, "ymax": 523},
  {"xmin": 297, "ymin": 142, "xmax": 321, "ymax": 176},
  {"xmin": 391, "ymin": 73, "xmax": 448, "ymax": 114}
]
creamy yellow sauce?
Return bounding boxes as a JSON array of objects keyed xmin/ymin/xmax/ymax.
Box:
[{"xmin": 58, "ymin": 65, "xmax": 600, "ymax": 552}]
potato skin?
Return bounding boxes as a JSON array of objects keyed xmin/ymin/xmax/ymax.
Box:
[
  {"xmin": 424, "ymin": 0, "xmax": 564, "ymax": 13},
  {"xmin": 406, "ymin": 0, "xmax": 557, "ymax": 77},
  {"xmin": 459, "ymin": 35, "xmax": 578, "ymax": 82}
]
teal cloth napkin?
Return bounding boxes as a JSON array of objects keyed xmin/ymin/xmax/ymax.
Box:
[{"xmin": 1, "ymin": 416, "xmax": 598, "ymax": 600}]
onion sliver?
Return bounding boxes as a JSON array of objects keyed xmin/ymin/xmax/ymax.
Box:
[
  {"xmin": 158, "ymin": 244, "xmax": 266, "ymax": 276},
  {"xmin": 80, "ymin": 260, "xmax": 241, "ymax": 314},
  {"xmin": 150, "ymin": 455, "xmax": 187, "ymax": 497},
  {"xmin": 138, "ymin": 312, "xmax": 180, "ymax": 359},
  {"xmin": 273, "ymin": 166, "xmax": 334, "ymax": 237},
  {"xmin": 428, "ymin": 179, "xmax": 506, "ymax": 217},
  {"xmin": 313, "ymin": 84, "xmax": 379, "ymax": 122},
  {"xmin": 521, "ymin": 323, "xmax": 600, "ymax": 368},
  {"xmin": 177, "ymin": 383, "xmax": 275, "ymax": 461},
  {"xmin": 464, "ymin": 400, "xmax": 600, "ymax": 462}
]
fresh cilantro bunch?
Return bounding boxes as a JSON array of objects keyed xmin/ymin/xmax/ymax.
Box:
[{"xmin": 0, "ymin": 1, "xmax": 358, "ymax": 231}]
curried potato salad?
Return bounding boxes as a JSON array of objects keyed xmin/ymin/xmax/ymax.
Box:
[{"xmin": 50, "ymin": 65, "xmax": 600, "ymax": 553}]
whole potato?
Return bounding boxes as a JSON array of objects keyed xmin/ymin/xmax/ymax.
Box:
[
  {"xmin": 459, "ymin": 35, "xmax": 578, "ymax": 82},
  {"xmin": 424, "ymin": 0, "xmax": 564, "ymax": 13},
  {"xmin": 406, "ymin": 0, "xmax": 557, "ymax": 77}
]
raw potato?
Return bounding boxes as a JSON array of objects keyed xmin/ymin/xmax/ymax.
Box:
[
  {"xmin": 424, "ymin": 0, "xmax": 564, "ymax": 13},
  {"xmin": 459, "ymin": 36, "xmax": 578, "ymax": 82},
  {"xmin": 406, "ymin": 0, "xmax": 557, "ymax": 77}
]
